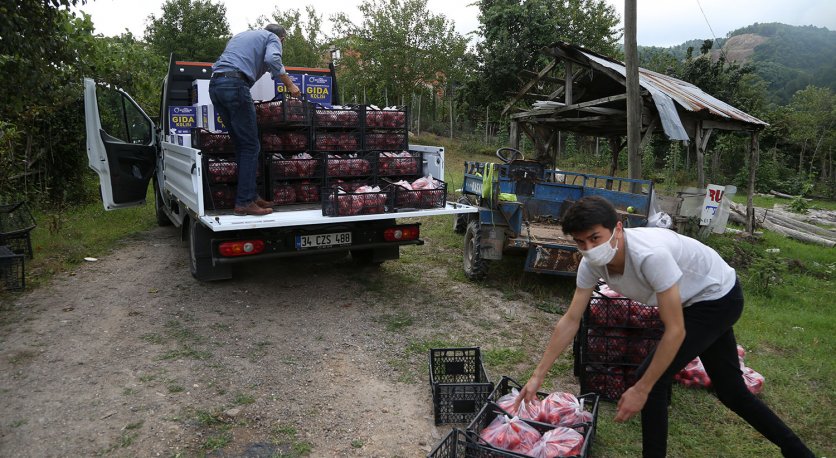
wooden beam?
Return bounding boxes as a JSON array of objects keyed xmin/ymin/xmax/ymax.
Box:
[
  {"xmin": 547, "ymin": 68, "xmax": 588, "ymax": 101},
  {"xmin": 565, "ymin": 61, "xmax": 573, "ymax": 105},
  {"xmin": 553, "ymin": 93, "xmax": 628, "ymax": 114},
  {"xmin": 639, "ymin": 116, "xmax": 659, "ymax": 150},
  {"xmin": 501, "ymin": 60, "xmax": 558, "ymax": 116},
  {"xmin": 701, "ymin": 119, "xmax": 762, "ymax": 132},
  {"xmin": 521, "ymin": 70, "xmax": 565, "ymax": 85},
  {"xmin": 510, "ymin": 121, "xmax": 520, "ymax": 150}
]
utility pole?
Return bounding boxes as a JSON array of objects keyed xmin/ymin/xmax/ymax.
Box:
[{"xmin": 625, "ymin": 0, "xmax": 642, "ymax": 193}]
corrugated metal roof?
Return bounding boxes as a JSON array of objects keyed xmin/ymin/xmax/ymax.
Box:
[{"xmin": 552, "ymin": 42, "xmax": 767, "ymax": 141}]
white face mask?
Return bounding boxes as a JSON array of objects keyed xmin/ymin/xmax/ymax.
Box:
[{"xmin": 580, "ymin": 228, "xmax": 618, "ymax": 266}]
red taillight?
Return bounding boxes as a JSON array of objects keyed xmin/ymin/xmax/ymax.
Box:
[
  {"xmin": 384, "ymin": 225, "xmax": 420, "ymax": 242},
  {"xmin": 218, "ymin": 240, "xmax": 265, "ymax": 257}
]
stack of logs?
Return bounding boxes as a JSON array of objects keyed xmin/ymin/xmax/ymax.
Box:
[{"xmin": 729, "ymin": 201, "xmax": 836, "ymax": 248}]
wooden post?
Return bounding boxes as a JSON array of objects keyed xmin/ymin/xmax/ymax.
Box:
[
  {"xmin": 608, "ymin": 136, "xmax": 622, "ymax": 181},
  {"xmin": 695, "ymin": 122, "xmax": 705, "ymax": 188},
  {"xmin": 510, "ymin": 121, "xmax": 520, "ymax": 150},
  {"xmin": 565, "ymin": 61, "xmax": 573, "ymax": 105},
  {"xmin": 417, "ymin": 91, "xmax": 421, "ymax": 136},
  {"xmin": 625, "ymin": 0, "xmax": 642, "ymax": 193},
  {"xmin": 746, "ymin": 132, "xmax": 760, "ymax": 234}
]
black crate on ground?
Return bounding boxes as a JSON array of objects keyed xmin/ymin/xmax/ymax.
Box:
[
  {"xmin": 365, "ymin": 106, "xmax": 408, "ymax": 129},
  {"xmin": 312, "ymin": 106, "xmax": 361, "ymax": 128},
  {"xmin": 579, "ymin": 363, "xmax": 639, "ymax": 402},
  {"xmin": 0, "ymin": 245, "xmax": 25, "ymax": 292},
  {"xmin": 387, "ymin": 179, "xmax": 447, "ymax": 210},
  {"xmin": 0, "ymin": 202, "xmax": 36, "ymax": 259},
  {"xmin": 261, "ymin": 131, "xmax": 310, "ymax": 152},
  {"xmin": 585, "ymin": 295, "xmax": 663, "ymax": 330},
  {"xmin": 321, "ymin": 185, "xmax": 389, "ymax": 217},
  {"xmin": 267, "ymin": 153, "xmax": 321, "ymax": 180},
  {"xmin": 194, "ymin": 129, "xmax": 235, "ymax": 156},
  {"xmin": 323, "ymin": 151, "xmax": 375, "ymax": 177},
  {"xmin": 428, "ymin": 429, "xmax": 523, "ymax": 458},
  {"xmin": 466, "ymin": 401, "xmax": 595, "ymax": 458},
  {"xmin": 255, "ymin": 99, "xmax": 309, "ymax": 127},
  {"xmin": 314, "ymin": 131, "xmax": 362, "ymax": 152},
  {"xmin": 377, "ymin": 150, "xmax": 422, "ymax": 177},
  {"xmin": 364, "ymin": 130, "xmax": 408, "ymax": 150},
  {"xmin": 429, "ymin": 347, "xmax": 493, "ymax": 425}
]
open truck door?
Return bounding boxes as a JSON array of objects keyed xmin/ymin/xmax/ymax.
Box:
[{"xmin": 83, "ymin": 78, "xmax": 157, "ymax": 210}]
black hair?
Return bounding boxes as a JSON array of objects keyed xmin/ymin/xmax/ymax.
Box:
[
  {"xmin": 265, "ymin": 24, "xmax": 286, "ymax": 38},
  {"xmin": 560, "ymin": 196, "xmax": 618, "ymax": 235}
]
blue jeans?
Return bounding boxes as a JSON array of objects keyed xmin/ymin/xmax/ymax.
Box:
[
  {"xmin": 208, "ymin": 77, "xmax": 260, "ymax": 207},
  {"xmin": 635, "ymin": 280, "xmax": 813, "ymax": 457}
]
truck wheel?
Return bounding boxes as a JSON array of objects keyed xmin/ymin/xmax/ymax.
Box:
[
  {"xmin": 463, "ymin": 220, "xmax": 488, "ymax": 281},
  {"xmin": 452, "ymin": 196, "xmax": 471, "ymax": 234},
  {"xmin": 154, "ymin": 179, "xmax": 172, "ymax": 227},
  {"xmin": 188, "ymin": 218, "xmax": 231, "ymax": 281}
]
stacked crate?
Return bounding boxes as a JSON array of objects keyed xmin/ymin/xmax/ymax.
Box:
[
  {"xmin": 257, "ymin": 99, "xmax": 315, "ymax": 207},
  {"xmin": 194, "ymin": 129, "xmax": 265, "ymax": 211},
  {"xmin": 575, "ymin": 284, "xmax": 664, "ymax": 401}
]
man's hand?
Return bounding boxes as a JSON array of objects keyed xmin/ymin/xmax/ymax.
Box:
[
  {"xmin": 513, "ymin": 374, "xmax": 544, "ymax": 412},
  {"xmin": 615, "ymin": 385, "xmax": 648, "ymax": 422},
  {"xmin": 289, "ymin": 84, "xmax": 301, "ymax": 98}
]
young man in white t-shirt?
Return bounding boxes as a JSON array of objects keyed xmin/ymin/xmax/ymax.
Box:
[{"xmin": 515, "ymin": 196, "xmax": 813, "ymax": 457}]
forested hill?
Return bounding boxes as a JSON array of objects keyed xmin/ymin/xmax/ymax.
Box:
[{"xmin": 639, "ymin": 23, "xmax": 836, "ymax": 104}]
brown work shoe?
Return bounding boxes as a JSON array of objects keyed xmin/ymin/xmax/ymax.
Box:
[
  {"xmin": 254, "ymin": 197, "xmax": 274, "ymax": 209},
  {"xmin": 233, "ymin": 201, "xmax": 274, "ymax": 216}
]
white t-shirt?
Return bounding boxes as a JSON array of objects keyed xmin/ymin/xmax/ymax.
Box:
[{"xmin": 576, "ymin": 228, "xmax": 736, "ymax": 307}]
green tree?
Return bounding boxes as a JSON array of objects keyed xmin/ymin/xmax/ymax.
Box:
[
  {"xmin": 332, "ymin": 0, "xmax": 468, "ymax": 107},
  {"xmin": 144, "ymin": 0, "xmax": 230, "ymax": 62},
  {"xmin": 251, "ymin": 6, "xmax": 329, "ymax": 68},
  {"xmin": 465, "ymin": 0, "xmax": 621, "ymax": 115},
  {"xmin": 786, "ymin": 86, "xmax": 835, "ymax": 182}
]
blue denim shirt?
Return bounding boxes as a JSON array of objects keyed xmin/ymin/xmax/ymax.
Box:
[{"xmin": 212, "ymin": 29, "xmax": 286, "ymax": 86}]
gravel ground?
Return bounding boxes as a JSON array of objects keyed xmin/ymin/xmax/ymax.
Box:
[{"xmin": 0, "ymin": 226, "xmax": 564, "ymax": 457}]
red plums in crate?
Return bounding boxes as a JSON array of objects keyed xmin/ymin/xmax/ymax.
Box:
[
  {"xmin": 210, "ymin": 186, "xmax": 235, "ymax": 209},
  {"xmin": 294, "ymin": 181, "xmax": 319, "ymax": 203},
  {"xmin": 480, "ymin": 415, "xmax": 541, "ymax": 454},
  {"xmin": 283, "ymin": 132, "xmax": 308, "ymax": 150},
  {"xmin": 272, "ymin": 183, "xmax": 296, "ymax": 205},
  {"xmin": 588, "ymin": 297, "xmax": 632, "ymax": 327},
  {"xmin": 207, "ymin": 158, "xmax": 238, "ymax": 183},
  {"xmin": 628, "ymin": 301, "xmax": 661, "ymax": 327},
  {"xmin": 262, "ymin": 134, "xmax": 283, "ymax": 151},
  {"xmin": 270, "ymin": 154, "xmax": 295, "ymax": 178}
]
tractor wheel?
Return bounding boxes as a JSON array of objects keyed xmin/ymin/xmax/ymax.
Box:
[
  {"xmin": 463, "ymin": 220, "xmax": 488, "ymax": 281},
  {"xmin": 452, "ymin": 196, "xmax": 471, "ymax": 234}
]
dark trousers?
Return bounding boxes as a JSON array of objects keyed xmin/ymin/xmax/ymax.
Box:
[
  {"xmin": 208, "ymin": 77, "xmax": 260, "ymax": 207},
  {"xmin": 636, "ymin": 280, "xmax": 813, "ymax": 457}
]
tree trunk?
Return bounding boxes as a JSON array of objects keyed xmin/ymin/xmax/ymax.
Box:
[
  {"xmin": 746, "ymin": 133, "xmax": 759, "ymax": 234},
  {"xmin": 608, "ymin": 136, "xmax": 621, "ymax": 178}
]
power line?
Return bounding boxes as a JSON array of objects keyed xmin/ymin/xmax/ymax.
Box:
[{"xmin": 695, "ymin": 0, "xmax": 727, "ymax": 60}]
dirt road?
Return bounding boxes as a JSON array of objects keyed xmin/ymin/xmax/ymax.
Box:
[{"xmin": 0, "ymin": 226, "xmax": 563, "ymax": 457}]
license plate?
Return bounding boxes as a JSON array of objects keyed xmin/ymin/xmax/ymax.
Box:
[{"xmin": 296, "ymin": 232, "xmax": 352, "ymax": 250}]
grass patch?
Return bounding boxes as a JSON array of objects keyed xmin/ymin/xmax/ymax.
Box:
[
  {"xmin": 233, "ymin": 392, "xmax": 255, "ymax": 405},
  {"xmin": 140, "ymin": 333, "xmax": 165, "ymax": 344},
  {"xmin": 381, "ymin": 312, "xmax": 415, "ymax": 332},
  {"xmin": 271, "ymin": 423, "xmax": 312, "ymax": 457},
  {"xmin": 167, "ymin": 384, "xmax": 184, "ymax": 393},
  {"xmin": 10, "ymin": 419, "xmax": 27, "ymax": 428},
  {"xmin": 202, "ymin": 431, "xmax": 232, "ymax": 450},
  {"xmin": 350, "ymin": 438, "xmax": 364, "ymax": 448}
]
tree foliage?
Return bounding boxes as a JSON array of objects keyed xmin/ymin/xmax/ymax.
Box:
[
  {"xmin": 250, "ymin": 6, "xmax": 329, "ymax": 68},
  {"xmin": 332, "ymin": 0, "xmax": 468, "ymax": 107},
  {"xmin": 144, "ymin": 0, "xmax": 230, "ymax": 62}
]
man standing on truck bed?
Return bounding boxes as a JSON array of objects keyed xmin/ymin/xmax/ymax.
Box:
[{"xmin": 210, "ymin": 24, "xmax": 302, "ymax": 216}]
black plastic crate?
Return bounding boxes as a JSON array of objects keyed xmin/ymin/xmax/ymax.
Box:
[
  {"xmin": 580, "ymin": 327, "xmax": 659, "ymax": 365},
  {"xmin": 466, "ymin": 401, "xmax": 595, "ymax": 458},
  {"xmin": 428, "ymin": 429, "xmax": 523, "ymax": 458},
  {"xmin": 364, "ymin": 130, "xmax": 408, "ymax": 150},
  {"xmin": 205, "ymin": 184, "xmax": 237, "ymax": 210},
  {"xmin": 388, "ymin": 179, "xmax": 447, "ymax": 210},
  {"xmin": 377, "ymin": 150, "xmax": 422, "ymax": 176},
  {"xmin": 194, "ymin": 129, "xmax": 235, "ymax": 156},
  {"xmin": 429, "ymin": 347, "xmax": 493, "ymax": 425},
  {"xmin": 255, "ymin": 98, "xmax": 309, "ymax": 127},
  {"xmin": 321, "ymin": 185, "xmax": 389, "ymax": 217},
  {"xmin": 585, "ymin": 295, "xmax": 663, "ymax": 329},
  {"xmin": 261, "ymin": 131, "xmax": 310, "ymax": 152},
  {"xmin": 579, "ymin": 364, "xmax": 639, "ymax": 402},
  {"xmin": 0, "ymin": 231, "xmax": 33, "ymax": 260},
  {"xmin": 0, "ymin": 202, "xmax": 36, "ymax": 259},
  {"xmin": 324, "ymin": 152, "xmax": 375, "ymax": 177},
  {"xmin": 293, "ymin": 180, "xmax": 322, "ymax": 203},
  {"xmin": 313, "ymin": 106, "xmax": 361, "ymax": 128},
  {"xmin": 268, "ymin": 153, "xmax": 321, "ymax": 180},
  {"xmin": 0, "ymin": 245, "xmax": 25, "ymax": 292},
  {"xmin": 486, "ymin": 376, "xmax": 599, "ymax": 431},
  {"xmin": 365, "ymin": 106, "xmax": 408, "ymax": 129},
  {"xmin": 204, "ymin": 155, "xmax": 263, "ymax": 185},
  {"xmin": 314, "ymin": 131, "xmax": 361, "ymax": 152}
]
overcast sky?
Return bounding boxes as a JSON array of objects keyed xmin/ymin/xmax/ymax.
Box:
[{"xmin": 78, "ymin": 0, "xmax": 835, "ymax": 48}]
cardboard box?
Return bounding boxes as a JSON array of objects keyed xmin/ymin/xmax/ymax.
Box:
[
  {"xmin": 196, "ymin": 104, "xmax": 228, "ymax": 133},
  {"xmin": 251, "ymin": 73, "xmax": 276, "ymax": 101},
  {"xmin": 192, "ymin": 79, "xmax": 211, "ymax": 105},
  {"xmin": 168, "ymin": 106, "xmax": 198, "ymax": 134},
  {"xmin": 274, "ymin": 73, "xmax": 304, "ymax": 100},
  {"xmin": 166, "ymin": 134, "xmax": 192, "ymax": 147}
]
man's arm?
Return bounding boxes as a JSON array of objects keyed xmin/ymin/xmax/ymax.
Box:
[
  {"xmin": 614, "ymin": 283, "xmax": 685, "ymax": 422},
  {"xmin": 265, "ymin": 38, "xmax": 300, "ymax": 97},
  {"xmin": 515, "ymin": 286, "xmax": 593, "ymax": 408}
]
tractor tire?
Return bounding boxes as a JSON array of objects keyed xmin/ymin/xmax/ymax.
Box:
[
  {"xmin": 452, "ymin": 196, "xmax": 471, "ymax": 234},
  {"xmin": 463, "ymin": 220, "xmax": 488, "ymax": 281}
]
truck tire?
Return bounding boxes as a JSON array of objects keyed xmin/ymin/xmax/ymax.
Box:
[
  {"xmin": 154, "ymin": 179, "xmax": 172, "ymax": 227},
  {"xmin": 188, "ymin": 218, "xmax": 231, "ymax": 282},
  {"xmin": 463, "ymin": 220, "xmax": 488, "ymax": 281},
  {"xmin": 452, "ymin": 196, "xmax": 471, "ymax": 234}
]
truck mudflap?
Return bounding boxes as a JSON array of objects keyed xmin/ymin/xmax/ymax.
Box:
[{"xmin": 524, "ymin": 242, "xmax": 582, "ymax": 275}]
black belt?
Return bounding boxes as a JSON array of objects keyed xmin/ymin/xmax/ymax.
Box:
[{"xmin": 211, "ymin": 71, "xmax": 252, "ymax": 84}]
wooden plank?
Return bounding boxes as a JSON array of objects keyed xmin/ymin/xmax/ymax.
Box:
[
  {"xmin": 553, "ymin": 93, "xmax": 628, "ymax": 114},
  {"xmin": 565, "ymin": 61, "xmax": 574, "ymax": 105},
  {"xmin": 501, "ymin": 60, "xmax": 558, "ymax": 116}
]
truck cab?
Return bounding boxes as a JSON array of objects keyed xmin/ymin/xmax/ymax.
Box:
[{"xmin": 84, "ymin": 57, "xmax": 476, "ymax": 281}]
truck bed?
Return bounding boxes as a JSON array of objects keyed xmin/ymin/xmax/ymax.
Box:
[{"xmin": 525, "ymin": 222, "xmax": 575, "ymax": 245}]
